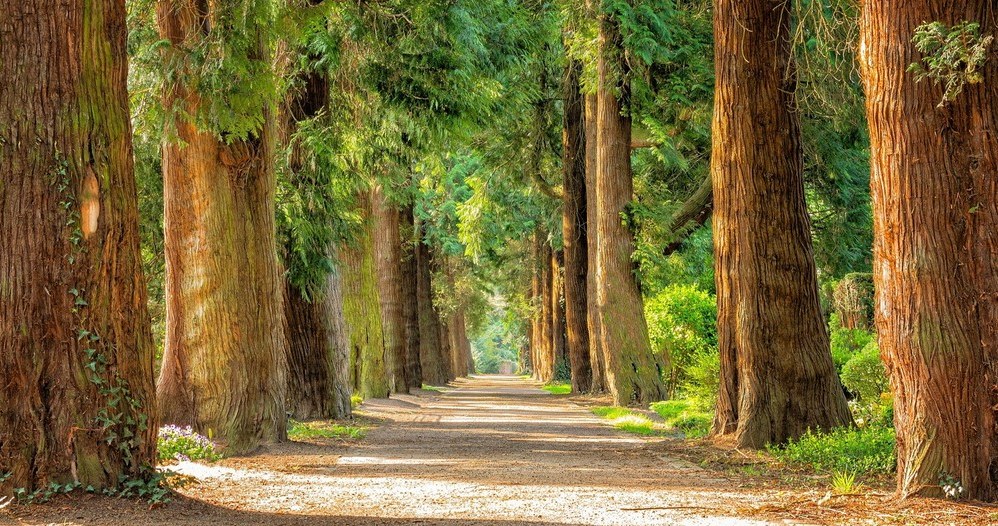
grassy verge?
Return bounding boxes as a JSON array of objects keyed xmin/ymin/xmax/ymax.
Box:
[
  {"xmin": 591, "ymin": 406, "xmax": 664, "ymax": 436},
  {"xmin": 650, "ymin": 400, "xmax": 712, "ymax": 438},
  {"xmin": 420, "ymin": 384, "xmax": 446, "ymax": 392},
  {"xmin": 541, "ymin": 382, "xmax": 571, "ymax": 395},
  {"xmin": 288, "ymin": 420, "xmax": 367, "ymax": 441}
]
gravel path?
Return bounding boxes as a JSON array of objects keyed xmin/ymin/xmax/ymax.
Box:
[{"xmin": 5, "ymin": 375, "xmax": 781, "ymax": 525}]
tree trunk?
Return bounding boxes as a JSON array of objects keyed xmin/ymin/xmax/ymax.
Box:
[
  {"xmin": 0, "ymin": 0, "xmax": 157, "ymax": 491},
  {"xmin": 371, "ymin": 185, "xmax": 408, "ymax": 394},
  {"xmin": 283, "ymin": 264, "xmax": 351, "ymax": 419},
  {"xmin": 562, "ymin": 59, "xmax": 593, "ymax": 393},
  {"xmin": 530, "ymin": 232, "xmax": 543, "ymax": 378},
  {"xmin": 537, "ymin": 239, "xmax": 555, "ymax": 382},
  {"xmin": 400, "ymin": 205, "xmax": 423, "ymax": 389},
  {"xmin": 585, "ymin": 94, "xmax": 607, "ymax": 393},
  {"xmin": 860, "ymin": 0, "xmax": 998, "ymax": 500},
  {"xmin": 595, "ymin": 9, "xmax": 667, "ymax": 405},
  {"xmin": 156, "ymin": 0, "xmax": 287, "ymax": 453},
  {"xmin": 416, "ymin": 237, "xmax": 448, "ymax": 385},
  {"xmin": 551, "ymin": 250, "xmax": 568, "ymax": 381},
  {"xmin": 341, "ymin": 192, "xmax": 390, "ymax": 400},
  {"xmin": 710, "ymin": 0, "xmax": 852, "ymax": 447}
]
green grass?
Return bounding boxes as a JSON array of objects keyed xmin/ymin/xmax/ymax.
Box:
[
  {"xmin": 542, "ymin": 382, "xmax": 571, "ymax": 395},
  {"xmin": 420, "ymin": 384, "xmax": 446, "ymax": 392},
  {"xmin": 591, "ymin": 406, "xmax": 663, "ymax": 436},
  {"xmin": 770, "ymin": 425, "xmax": 896, "ymax": 474},
  {"xmin": 650, "ymin": 400, "xmax": 712, "ymax": 438},
  {"xmin": 288, "ymin": 420, "xmax": 366, "ymax": 441},
  {"xmin": 350, "ymin": 394, "xmax": 363, "ymax": 409}
]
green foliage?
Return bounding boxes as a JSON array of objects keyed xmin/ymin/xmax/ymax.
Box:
[
  {"xmin": 831, "ymin": 470, "xmax": 859, "ymax": 494},
  {"xmin": 542, "ymin": 383, "xmax": 571, "ymax": 395},
  {"xmin": 650, "ymin": 400, "xmax": 711, "ymax": 438},
  {"xmin": 772, "ymin": 426, "xmax": 896, "ymax": 475},
  {"xmin": 841, "ymin": 341, "xmax": 889, "ymax": 405},
  {"xmin": 828, "ymin": 314, "xmax": 875, "ymax": 372},
  {"xmin": 471, "ymin": 309, "xmax": 522, "ymax": 374},
  {"xmin": 157, "ymin": 426, "xmax": 221, "ymax": 463},
  {"xmin": 909, "ymin": 21, "xmax": 994, "ymax": 106},
  {"xmin": 288, "ymin": 420, "xmax": 366, "ymax": 441},
  {"xmin": 644, "ymin": 285, "xmax": 716, "ymax": 397}
]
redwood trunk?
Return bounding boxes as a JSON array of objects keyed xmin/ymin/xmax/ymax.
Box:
[
  {"xmin": 551, "ymin": 250, "xmax": 568, "ymax": 381},
  {"xmin": 0, "ymin": 0, "xmax": 157, "ymax": 491},
  {"xmin": 537, "ymin": 239, "xmax": 555, "ymax": 382},
  {"xmin": 585, "ymin": 94, "xmax": 607, "ymax": 393},
  {"xmin": 371, "ymin": 186, "xmax": 408, "ymax": 394},
  {"xmin": 710, "ymin": 0, "xmax": 851, "ymax": 447},
  {"xmin": 860, "ymin": 1, "xmax": 998, "ymax": 500},
  {"xmin": 562, "ymin": 58, "xmax": 593, "ymax": 393},
  {"xmin": 416, "ymin": 238, "xmax": 448, "ymax": 385},
  {"xmin": 400, "ymin": 205, "xmax": 423, "ymax": 389},
  {"xmin": 341, "ymin": 192, "xmax": 389, "ymax": 400},
  {"xmin": 595, "ymin": 9, "xmax": 667, "ymax": 405},
  {"xmin": 156, "ymin": 0, "xmax": 287, "ymax": 452}
]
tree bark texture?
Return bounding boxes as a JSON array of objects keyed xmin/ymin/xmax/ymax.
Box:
[
  {"xmin": 416, "ymin": 238, "xmax": 449, "ymax": 385},
  {"xmin": 551, "ymin": 250, "xmax": 568, "ymax": 381},
  {"xmin": 371, "ymin": 186, "xmax": 408, "ymax": 394},
  {"xmin": 860, "ymin": 1, "xmax": 998, "ymax": 500},
  {"xmin": 0, "ymin": 0, "xmax": 157, "ymax": 491},
  {"xmin": 584, "ymin": 94, "xmax": 607, "ymax": 393},
  {"xmin": 340, "ymin": 192, "xmax": 390, "ymax": 400},
  {"xmin": 535, "ymin": 238, "xmax": 555, "ymax": 382},
  {"xmin": 562, "ymin": 58, "xmax": 593, "ymax": 393},
  {"xmin": 595, "ymin": 10, "xmax": 667, "ymax": 405},
  {"xmin": 156, "ymin": 0, "xmax": 288, "ymax": 453},
  {"xmin": 283, "ymin": 266, "xmax": 351, "ymax": 420},
  {"xmin": 400, "ymin": 205, "xmax": 423, "ymax": 389},
  {"xmin": 710, "ymin": 0, "xmax": 852, "ymax": 447}
]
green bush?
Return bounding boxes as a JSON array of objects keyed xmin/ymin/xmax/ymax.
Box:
[
  {"xmin": 645, "ymin": 285, "xmax": 717, "ymax": 396},
  {"xmin": 772, "ymin": 425, "xmax": 896, "ymax": 474},
  {"xmin": 829, "ymin": 313, "xmax": 875, "ymax": 371},
  {"xmin": 683, "ymin": 349, "xmax": 719, "ymax": 410},
  {"xmin": 841, "ymin": 340, "xmax": 889, "ymax": 404}
]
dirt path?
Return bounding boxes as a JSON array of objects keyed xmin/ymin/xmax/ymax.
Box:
[{"xmin": 6, "ymin": 374, "xmax": 947, "ymax": 525}]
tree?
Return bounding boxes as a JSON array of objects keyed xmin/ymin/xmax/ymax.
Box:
[
  {"xmin": 562, "ymin": 59, "xmax": 593, "ymax": 393},
  {"xmin": 594, "ymin": 5, "xmax": 667, "ymax": 405},
  {"xmin": 710, "ymin": 0, "xmax": 851, "ymax": 447},
  {"xmin": 341, "ymin": 191, "xmax": 390, "ymax": 400},
  {"xmin": 585, "ymin": 94, "xmax": 607, "ymax": 393},
  {"xmin": 416, "ymin": 235, "xmax": 449, "ymax": 385},
  {"xmin": 155, "ymin": 0, "xmax": 287, "ymax": 453},
  {"xmin": 372, "ymin": 185, "xmax": 409, "ymax": 393},
  {"xmin": 860, "ymin": 2, "xmax": 998, "ymax": 500},
  {"xmin": 0, "ymin": 0, "xmax": 157, "ymax": 491},
  {"xmin": 400, "ymin": 205, "xmax": 424, "ymax": 389}
]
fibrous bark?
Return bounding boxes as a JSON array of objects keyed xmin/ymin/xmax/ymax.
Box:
[
  {"xmin": 156, "ymin": 0, "xmax": 287, "ymax": 453},
  {"xmin": 594, "ymin": 8, "xmax": 667, "ymax": 405},
  {"xmin": 371, "ymin": 185, "xmax": 408, "ymax": 394},
  {"xmin": 341, "ymin": 192, "xmax": 390, "ymax": 400},
  {"xmin": 710, "ymin": 0, "xmax": 851, "ymax": 448},
  {"xmin": 584, "ymin": 94, "xmax": 607, "ymax": 393},
  {"xmin": 0, "ymin": 0, "xmax": 157, "ymax": 491},
  {"xmin": 400, "ymin": 205, "xmax": 423, "ymax": 389},
  {"xmin": 860, "ymin": 0, "xmax": 998, "ymax": 500},
  {"xmin": 416, "ymin": 237, "xmax": 448, "ymax": 385},
  {"xmin": 562, "ymin": 58, "xmax": 593, "ymax": 393}
]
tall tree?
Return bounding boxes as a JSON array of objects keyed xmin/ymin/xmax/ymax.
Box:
[
  {"xmin": 372, "ymin": 185, "xmax": 409, "ymax": 393},
  {"xmin": 155, "ymin": 0, "xmax": 287, "ymax": 452},
  {"xmin": 594, "ymin": 5, "xmax": 667, "ymax": 405},
  {"xmin": 341, "ymin": 191, "xmax": 390, "ymax": 400},
  {"xmin": 416, "ymin": 237, "xmax": 449, "ymax": 385},
  {"xmin": 562, "ymin": 59, "xmax": 593, "ymax": 392},
  {"xmin": 0, "ymin": 0, "xmax": 157, "ymax": 491},
  {"xmin": 860, "ymin": 2, "xmax": 998, "ymax": 499},
  {"xmin": 584, "ymin": 94, "xmax": 607, "ymax": 393},
  {"xmin": 400, "ymin": 205, "xmax": 424, "ymax": 389},
  {"xmin": 710, "ymin": 0, "xmax": 851, "ymax": 447}
]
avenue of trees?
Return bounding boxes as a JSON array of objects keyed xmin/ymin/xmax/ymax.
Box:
[{"xmin": 2, "ymin": 0, "xmax": 997, "ymax": 504}]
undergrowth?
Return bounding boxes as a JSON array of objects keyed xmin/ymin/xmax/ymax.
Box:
[
  {"xmin": 591, "ymin": 407, "xmax": 663, "ymax": 436},
  {"xmin": 288, "ymin": 420, "xmax": 366, "ymax": 441},
  {"xmin": 542, "ymin": 382, "xmax": 571, "ymax": 395},
  {"xmin": 771, "ymin": 425, "xmax": 896, "ymax": 475}
]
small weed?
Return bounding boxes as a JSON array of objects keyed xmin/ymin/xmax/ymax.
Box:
[
  {"xmin": 288, "ymin": 420, "xmax": 366, "ymax": 441},
  {"xmin": 831, "ymin": 470, "xmax": 859, "ymax": 494},
  {"xmin": 940, "ymin": 472, "xmax": 965, "ymax": 500},
  {"xmin": 350, "ymin": 395, "xmax": 364, "ymax": 408},
  {"xmin": 542, "ymin": 382, "xmax": 571, "ymax": 395},
  {"xmin": 420, "ymin": 385, "xmax": 445, "ymax": 392}
]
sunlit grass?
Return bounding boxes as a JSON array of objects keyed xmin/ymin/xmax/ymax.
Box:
[
  {"xmin": 288, "ymin": 420, "xmax": 366, "ymax": 441},
  {"xmin": 421, "ymin": 384, "xmax": 446, "ymax": 392},
  {"xmin": 542, "ymin": 382, "xmax": 571, "ymax": 395},
  {"xmin": 650, "ymin": 400, "xmax": 712, "ymax": 438},
  {"xmin": 350, "ymin": 395, "xmax": 363, "ymax": 408},
  {"xmin": 591, "ymin": 406, "xmax": 663, "ymax": 436}
]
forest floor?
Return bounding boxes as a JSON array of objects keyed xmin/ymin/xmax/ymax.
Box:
[{"xmin": 4, "ymin": 375, "xmax": 997, "ymax": 525}]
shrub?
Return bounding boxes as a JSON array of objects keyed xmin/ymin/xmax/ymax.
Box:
[
  {"xmin": 158, "ymin": 425, "xmax": 221, "ymax": 462},
  {"xmin": 645, "ymin": 285, "xmax": 717, "ymax": 395},
  {"xmin": 829, "ymin": 313, "xmax": 875, "ymax": 372},
  {"xmin": 841, "ymin": 340, "xmax": 889, "ymax": 404},
  {"xmin": 682, "ymin": 349, "xmax": 719, "ymax": 410},
  {"xmin": 772, "ymin": 425, "xmax": 896, "ymax": 474}
]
